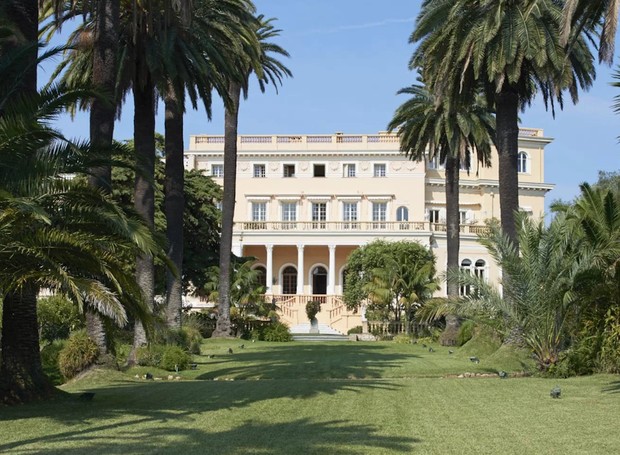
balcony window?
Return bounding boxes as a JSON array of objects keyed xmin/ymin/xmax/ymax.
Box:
[
  {"xmin": 428, "ymin": 209, "xmax": 440, "ymax": 224},
  {"xmin": 283, "ymin": 164, "xmax": 296, "ymax": 178},
  {"xmin": 313, "ymin": 164, "xmax": 326, "ymax": 177},
  {"xmin": 211, "ymin": 164, "xmax": 223, "ymax": 178},
  {"xmin": 312, "ymin": 202, "xmax": 327, "ymax": 229},
  {"xmin": 281, "ymin": 202, "xmax": 297, "ymax": 229},
  {"xmin": 397, "ymin": 206, "xmax": 409, "ymax": 230},
  {"xmin": 372, "ymin": 202, "xmax": 387, "ymax": 229},
  {"xmin": 342, "ymin": 202, "xmax": 358, "ymax": 229},
  {"xmin": 374, "ymin": 163, "xmax": 386, "ymax": 177},
  {"xmin": 343, "ymin": 163, "xmax": 356, "ymax": 177},
  {"xmin": 253, "ymin": 164, "xmax": 266, "ymax": 178}
]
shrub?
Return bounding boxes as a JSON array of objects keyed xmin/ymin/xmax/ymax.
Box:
[
  {"xmin": 457, "ymin": 320, "xmax": 476, "ymax": 346},
  {"xmin": 347, "ymin": 326, "xmax": 363, "ymax": 335},
  {"xmin": 306, "ymin": 300, "xmax": 321, "ymax": 321},
  {"xmin": 184, "ymin": 312, "xmax": 216, "ymax": 338},
  {"xmin": 262, "ymin": 322, "xmax": 292, "ymax": 342},
  {"xmin": 38, "ymin": 295, "xmax": 83, "ymax": 343},
  {"xmin": 159, "ymin": 345, "xmax": 192, "ymax": 371},
  {"xmin": 58, "ymin": 330, "xmax": 99, "ymax": 380},
  {"xmin": 393, "ymin": 333, "xmax": 412, "ymax": 344},
  {"xmin": 135, "ymin": 344, "xmax": 165, "ymax": 367},
  {"xmin": 41, "ymin": 340, "xmax": 66, "ymax": 385}
]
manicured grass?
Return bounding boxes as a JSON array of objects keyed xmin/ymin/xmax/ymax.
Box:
[{"xmin": 1, "ymin": 340, "xmax": 620, "ymax": 454}]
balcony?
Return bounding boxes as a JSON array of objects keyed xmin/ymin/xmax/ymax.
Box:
[{"xmin": 235, "ymin": 221, "xmax": 490, "ymax": 235}]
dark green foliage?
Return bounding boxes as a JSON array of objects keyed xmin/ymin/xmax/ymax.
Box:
[
  {"xmin": 184, "ymin": 312, "xmax": 216, "ymax": 338},
  {"xmin": 111, "ymin": 147, "xmax": 222, "ymax": 295},
  {"xmin": 40, "ymin": 341, "xmax": 66, "ymax": 386},
  {"xmin": 135, "ymin": 344, "xmax": 191, "ymax": 371},
  {"xmin": 343, "ymin": 240, "xmax": 437, "ymax": 322},
  {"xmin": 58, "ymin": 331, "xmax": 99, "ymax": 380},
  {"xmin": 393, "ymin": 334, "xmax": 412, "ymax": 344},
  {"xmin": 251, "ymin": 322, "xmax": 292, "ymax": 342},
  {"xmin": 152, "ymin": 327, "xmax": 203, "ymax": 355},
  {"xmin": 159, "ymin": 345, "xmax": 191, "ymax": 371},
  {"xmin": 37, "ymin": 296, "xmax": 83, "ymax": 343},
  {"xmin": 456, "ymin": 320, "xmax": 475, "ymax": 346},
  {"xmin": 306, "ymin": 301, "xmax": 321, "ymax": 321},
  {"xmin": 347, "ymin": 326, "xmax": 362, "ymax": 335}
]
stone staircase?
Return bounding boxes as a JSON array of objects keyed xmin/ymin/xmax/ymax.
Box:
[{"xmin": 290, "ymin": 323, "xmax": 349, "ymax": 342}]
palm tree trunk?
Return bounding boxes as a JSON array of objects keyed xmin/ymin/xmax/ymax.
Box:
[
  {"xmin": 86, "ymin": 0, "xmax": 120, "ymax": 358},
  {"xmin": 441, "ymin": 155, "xmax": 460, "ymax": 346},
  {"xmin": 0, "ymin": 284, "xmax": 54, "ymax": 405},
  {"xmin": 164, "ymin": 85, "xmax": 185, "ymax": 330},
  {"xmin": 495, "ymin": 86, "xmax": 520, "ymax": 249},
  {"xmin": 213, "ymin": 81, "xmax": 241, "ymax": 338},
  {"xmin": 2, "ymin": 0, "xmax": 38, "ymax": 95},
  {"xmin": 130, "ymin": 76, "xmax": 156, "ymax": 357}
]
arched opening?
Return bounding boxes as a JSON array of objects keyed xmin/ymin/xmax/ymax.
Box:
[
  {"xmin": 460, "ymin": 259, "xmax": 472, "ymax": 296},
  {"xmin": 254, "ymin": 265, "xmax": 267, "ymax": 291},
  {"xmin": 475, "ymin": 259, "xmax": 486, "ymax": 281},
  {"xmin": 312, "ymin": 266, "xmax": 328, "ymax": 296},
  {"xmin": 281, "ymin": 266, "xmax": 297, "ymax": 295},
  {"xmin": 518, "ymin": 151, "xmax": 528, "ymax": 173}
]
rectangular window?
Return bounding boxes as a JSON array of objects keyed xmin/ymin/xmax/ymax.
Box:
[
  {"xmin": 343, "ymin": 163, "xmax": 356, "ymax": 177},
  {"xmin": 372, "ymin": 202, "xmax": 387, "ymax": 229},
  {"xmin": 313, "ymin": 164, "xmax": 326, "ymax": 177},
  {"xmin": 373, "ymin": 163, "xmax": 386, "ymax": 177},
  {"xmin": 459, "ymin": 210, "xmax": 468, "ymax": 224},
  {"xmin": 211, "ymin": 164, "xmax": 224, "ymax": 178},
  {"xmin": 283, "ymin": 164, "xmax": 295, "ymax": 178},
  {"xmin": 253, "ymin": 164, "xmax": 266, "ymax": 178},
  {"xmin": 342, "ymin": 202, "xmax": 358, "ymax": 229},
  {"xmin": 281, "ymin": 202, "xmax": 297, "ymax": 229},
  {"xmin": 251, "ymin": 202, "xmax": 267, "ymax": 229},
  {"xmin": 429, "ymin": 209, "xmax": 440, "ymax": 223},
  {"xmin": 312, "ymin": 202, "xmax": 327, "ymax": 229}
]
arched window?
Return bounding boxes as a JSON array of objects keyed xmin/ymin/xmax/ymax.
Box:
[
  {"xmin": 311, "ymin": 266, "xmax": 328, "ymax": 297},
  {"xmin": 475, "ymin": 259, "xmax": 486, "ymax": 281},
  {"xmin": 517, "ymin": 151, "xmax": 528, "ymax": 173},
  {"xmin": 255, "ymin": 266, "xmax": 267, "ymax": 290},
  {"xmin": 282, "ymin": 266, "xmax": 297, "ymax": 295},
  {"xmin": 460, "ymin": 259, "xmax": 472, "ymax": 296}
]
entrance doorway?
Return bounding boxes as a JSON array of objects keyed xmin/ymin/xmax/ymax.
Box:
[{"xmin": 312, "ymin": 266, "xmax": 328, "ymax": 296}]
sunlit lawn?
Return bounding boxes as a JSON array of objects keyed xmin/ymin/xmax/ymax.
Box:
[{"xmin": 1, "ymin": 339, "xmax": 620, "ymax": 454}]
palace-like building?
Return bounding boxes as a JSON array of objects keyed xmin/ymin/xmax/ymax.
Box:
[{"xmin": 183, "ymin": 129, "xmax": 553, "ymax": 334}]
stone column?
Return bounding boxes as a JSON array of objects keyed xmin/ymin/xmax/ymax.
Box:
[
  {"xmin": 328, "ymin": 244, "xmax": 336, "ymax": 294},
  {"xmin": 297, "ymin": 244, "xmax": 304, "ymax": 295},
  {"xmin": 265, "ymin": 244, "xmax": 274, "ymax": 294}
]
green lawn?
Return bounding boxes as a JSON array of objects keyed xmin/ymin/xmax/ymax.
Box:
[{"xmin": 2, "ymin": 340, "xmax": 620, "ymax": 454}]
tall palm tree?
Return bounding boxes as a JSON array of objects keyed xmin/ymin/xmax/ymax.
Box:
[
  {"xmin": 164, "ymin": 0, "xmax": 260, "ymax": 330},
  {"xmin": 387, "ymin": 82, "xmax": 494, "ymax": 343},
  {"xmin": 412, "ymin": 0, "xmax": 595, "ymax": 248},
  {"xmin": 213, "ymin": 14, "xmax": 291, "ymax": 337},
  {"xmin": 0, "ymin": 49, "xmax": 159, "ymax": 403}
]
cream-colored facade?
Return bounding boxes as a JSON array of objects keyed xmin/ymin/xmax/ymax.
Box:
[{"xmin": 184, "ymin": 129, "xmax": 553, "ymax": 334}]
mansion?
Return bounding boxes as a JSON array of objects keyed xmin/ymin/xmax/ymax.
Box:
[{"xmin": 183, "ymin": 129, "xmax": 553, "ymax": 334}]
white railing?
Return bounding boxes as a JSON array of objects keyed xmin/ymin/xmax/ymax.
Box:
[{"xmin": 237, "ymin": 221, "xmax": 489, "ymax": 235}]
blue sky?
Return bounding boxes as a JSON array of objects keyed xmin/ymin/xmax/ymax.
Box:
[{"xmin": 43, "ymin": 0, "xmax": 620, "ymax": 209}]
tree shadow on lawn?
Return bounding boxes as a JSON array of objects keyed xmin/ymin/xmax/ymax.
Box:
[
  {"xmin": 0, "ymin": 414, "xmax": 420, "ymax": 454},
  {"xmin": 195, "ymin": 343, "xmax": 419, "ymax": 380},
  {"xmin": 602, "ymin": 380, "xmax": 620, "ymax": 394}
]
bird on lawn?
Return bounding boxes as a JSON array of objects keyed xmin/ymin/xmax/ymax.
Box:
[
  {"xmin": 550, "ymin": 386, "xmax": 561, "ymax": 399},
  {"xmin": 469, "ymin": 356, "xmax": 480, "ymax": 364},
  {"xmin": 498, "ymin": 370, "xmax": 508, "ymax": 379},
  {"xmin": 448, "ymin": 350, "xmax": 454, "ymax": 355},
  {"xmin": 228, "ymin": 348, "xmax": 234, "ymax": 354},
  {"xmin": 422, "ymin": 343, "xmax": 427, "ymax": 348},
  {"xmin": 239, "ymin": 344, "xmax": 245, "ymax": 349},
  {"xmin": 428, "ymin": 347, "xmax": 434, "ymax": 352},
  {"xmin": 208, "ymin": 354, "xmax": 215, "ymax": 359}
]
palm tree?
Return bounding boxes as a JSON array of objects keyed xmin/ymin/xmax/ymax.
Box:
[
  {"xmin": 0, "ymin": 50, "xmax": 159, "ymax": 403},
  {"xmin": 164, "ymin": 0, "xmax": 260, "ymax": 330},
  {"xmin": 387, "ymin": 82, "xmax": 494, "ymax": 343},
  {"xmin": 561, "ymin": 0, "xmax": 619, "ymax": 64},
  {"xmin": 412, "ymin": 0, "xmax": 595, "ymax": 248},
  {"xmin": 213, "ymin": 14, "xmax": 291, "ymax": 337}
]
